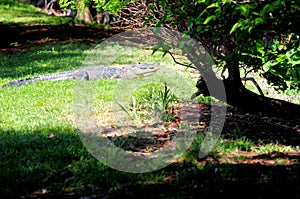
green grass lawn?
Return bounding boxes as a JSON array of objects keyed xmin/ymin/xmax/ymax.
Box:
[
  {"xmin": 0, "ymin": 1, "xmax": 299, "ymax": 198},
  {"xmin": 0, "ymin": 36, "xmax": 197, "ymax": 197}
]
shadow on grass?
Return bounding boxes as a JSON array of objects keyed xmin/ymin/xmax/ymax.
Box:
[
  {"xmin": 1, "ymin": 126, "xmax": 299, "ymax": 199},
  {"xmin": 0, "ymin": 127, "xmax": 138, "ymax": 198},
  {"xmin": 199, "ymin": 104, "xmax": 300, "ymax": 147},
  {"xmin": 0, "ymin": 23, "xmax": 118, "ymax": 54},
  {"xmin": 0, "ymin": 128, "xmax": 86, "ymax": 198},
  {"xmin": 110, "ymin": 163, "xmax": 300, "ymax": 199}
]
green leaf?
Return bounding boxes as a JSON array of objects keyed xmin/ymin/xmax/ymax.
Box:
[
  {"xmin": 203, "ymin": 15, "xmax": 216, "ymax": 24},
  {"xmin": 229, "ymin": 23, "xmax": 240, "ymax": 34},
  {"xmin": 239, "ymin": 6, "xmax": 248, "ymax": 16},
  {"xmin": 166, "ymin": 16, "xmax": 175, "ymax": 21},
  {"xmin": 286, "ymin": 49, "xmax": 297, "ymax": 58},
  {"xmin": 198, "ymin": 9, "xmax": 207, "ymax": 19},
  {"xmin": 254, "ymin": 17, "xmax": 265, "ymax": 25},
  {"xmin": 262, "ymin": 4, "xmax": 274, "ymax": 14},
  {"xmin": 252, "ymin": 12, "xmax": 261, "ymax": 16},
  {"xmin": 248, "ymin": 26, "xmax": 253, "ymax": 33},
  {"xmin": 291, "ymin": 60, "xmax": 300, "ymax": 67},
  {"xmin": 148, "ymin": 5, "xmax": 156, "ymax": 10},
  {"xmin": 276, "ymin": 54, "xmax": 287, "ymax": 63},
  {"xmin": 207, "ymin": 3, "xmax": 219, "ymax": 9},
  {"xmin": 235, "ymin": 4, "xmax": 249, "ymax": 16},
  {"xmin": 263, "ymin": 61, "xmax": 277, "ymax": 71}
]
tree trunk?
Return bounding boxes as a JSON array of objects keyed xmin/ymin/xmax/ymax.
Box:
[
  {"xmin": 192, "ymin": 49, "xmax": 300, "ymax": 120},
  {"xmin": 77, "ymin": 5, "xmax": 93, "ymax": 23},
  {"xmin": 225, "ymin": 80, "xmax": 300, "ymax": 120},
  {"xmin": 195, "ymin": 76, "xmax": 300, "ymax": 120}
]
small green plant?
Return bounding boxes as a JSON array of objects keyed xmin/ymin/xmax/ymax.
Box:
[
  {"xmin": 118, "ymin": 82, "xmax": 178, "ymax": 123},
  {"xmin": 251, "ymin": 143, "xmax": 297, "ymax": 154},
  {"xmin": 218, "ymin": 138, "xmax": 254, "ymax": 153},
  {"xmin": 159, "ymin": 82, "xmax": 177, "ymax": 115},
  {"xmin": 117, "ymin": 96, "xmax": 141, "ymax": 121},
  {"xmin": 149, "ymin": 82, "xmax": 178, "ymax": 121}
]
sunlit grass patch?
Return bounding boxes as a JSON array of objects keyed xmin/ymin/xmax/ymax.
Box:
[
  {"xmin": 183, "ymin": 134, "xmax": 300, "ymax": 166},
  {"xmin": 0, "ymin": 81, "xmax": 73, "ymax": 132},
  {"xmin": 251, "ymin": 143, "xmax": 299, "ymax": 154},
  {"xmin": 0, "ymin": 0, "xmax": 70, "ymax": 25}
]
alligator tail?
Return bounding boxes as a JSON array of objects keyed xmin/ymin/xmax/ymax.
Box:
[
  {"xmin": 2, "ymin": 71, "xmax": 77, "ymax": 88},
  {"xmin": 2, "ymin": 78, "xmax": 36, "ymax": 88}
]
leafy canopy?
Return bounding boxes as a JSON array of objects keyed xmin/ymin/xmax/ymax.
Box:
[
  {"xmin": 61, "ymin": 0, "xmax": 300, "ymax": 91},
  {"xmin": 59, "ymin": 0, "xmax": 132, "ymax": 14},
  {"xmin": 155, "ymin": 0, "xmax": 300, "ymax": 91}
]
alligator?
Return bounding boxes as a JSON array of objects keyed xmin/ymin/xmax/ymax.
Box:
[{"xmin": 2, "ymin": 62, "xmax": 160, "ymax": 88}]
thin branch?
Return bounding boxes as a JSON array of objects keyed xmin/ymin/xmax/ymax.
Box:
[
  {"xmin": 241, "ymin": 77, "xmax": 264, "ymax": 96},
  {"xmin": 167, "ymin": 51, "xmax": 196, "ymax": 69}
]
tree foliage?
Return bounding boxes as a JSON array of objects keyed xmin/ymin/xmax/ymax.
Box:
[
  {"xmin": 60, "ymin": 0, "xmax": 300, "ymax": 93},
  {"xmin": 59, "ymin": 0, "xmax": 131, "ymax": 13},
  {"xmin": 153, "ymin": 0, "xmax": 300, "ymax": 91}
]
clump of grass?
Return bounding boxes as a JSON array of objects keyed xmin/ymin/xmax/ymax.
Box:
[
  {"xmin": 217, "ymin": 138, "xmax": 254, "ymax": 153},
  {"xmin": 118, "ymin": 82, "xmax": 178, "ymax": 123},
  {"xmin": 251, "ymin": 143, "xmax": 299, "ymax": 154}
]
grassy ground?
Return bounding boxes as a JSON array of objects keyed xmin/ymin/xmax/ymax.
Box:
[
  {"xmin": 0, "ymin": 1, "xmax": 299, "ymax": 198},
  {"xmin": 0, "ymin": 0, "xmax": 70, "ymax": 25}
]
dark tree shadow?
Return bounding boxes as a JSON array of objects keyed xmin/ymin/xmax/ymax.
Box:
[
  {"xmin": 0, "ymin": 23, "xmax": 119, "ymax": 54},
  {"xmin": 1, "ymin": 121, "xmax": 299, "ymax": 199},
  {"xmin": 198, "ymin": 104, "xmax": 300, "ymax": 147},
  {"xmin": 108, "ymin": 163, "xmax": 300, "ymax": 199}
]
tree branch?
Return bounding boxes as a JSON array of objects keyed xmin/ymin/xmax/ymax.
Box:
[
  {"xmin": 241, "ymin": 77, "xmax": 264, "ymax": 97},
  {"xmin": 167, "ymin": 51, "xmax": 196, "ymax": 69}
]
